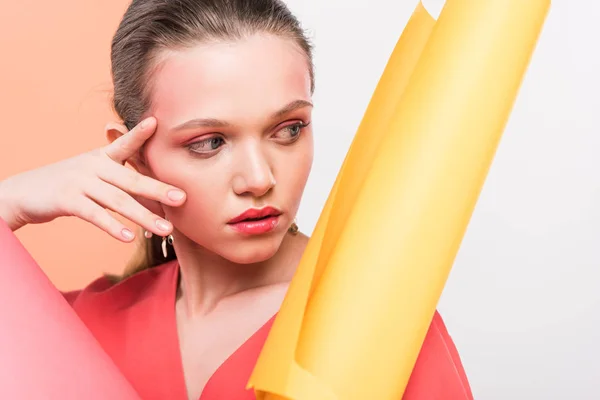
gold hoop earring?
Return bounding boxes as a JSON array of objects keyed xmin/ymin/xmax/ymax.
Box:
[{"xmin": 288, "ymin": 219, "xmax": 299, "ymax": 235}]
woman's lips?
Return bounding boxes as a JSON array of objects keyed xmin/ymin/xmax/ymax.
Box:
[
  {"xmin": 228, "ymin": 215, "xmax": 280, "ymax": 234},
  {"xmin": 227, "ymin": 206, "xmax": 282, "ymax": 235}
]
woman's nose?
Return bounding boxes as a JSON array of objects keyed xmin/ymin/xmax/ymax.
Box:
[{"xmin": 231, "ymin": 146, "xmax": 275, "ymax": 197}]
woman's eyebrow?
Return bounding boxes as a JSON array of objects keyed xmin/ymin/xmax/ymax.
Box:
[
  {"xmin": 271, "ymin": 99, "xmax": 313, "ymax": 119},
  {"xmin": 171, "ymin": 100, "xmax": 313, "ymax": 132},
  {"xmin": 172, "ymin": 118, "xmax": 231, "ymax": 131}
]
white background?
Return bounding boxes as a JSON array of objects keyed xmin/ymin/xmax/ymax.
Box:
[{"xmin": 284, "ymin": 0, "xmax": 600, "ymax": 398}]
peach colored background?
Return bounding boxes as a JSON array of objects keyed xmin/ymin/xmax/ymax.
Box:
[{"xmin": 0, "ymin": 1, "xmax": 136, "ymax": 290}]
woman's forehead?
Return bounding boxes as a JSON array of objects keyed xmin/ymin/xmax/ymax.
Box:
[{"xmin": 149, "ymin": 34, "xmax": 312, "ymax": 125}]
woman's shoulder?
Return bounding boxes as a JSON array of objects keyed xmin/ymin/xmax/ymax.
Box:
[{"xmin": 62, "ymin": 259, "xmax": 178, "ymax": 310}]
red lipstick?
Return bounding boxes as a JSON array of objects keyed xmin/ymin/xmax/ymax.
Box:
[{"xmin": 227, "ymin": 206, "xmax": 282, "ymax": 234}]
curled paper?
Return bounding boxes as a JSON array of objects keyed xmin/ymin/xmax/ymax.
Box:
[
  {"xmin": 248, "ymin": 0, "xmax": 550, "ymax": 399},
  {"xmin": 0, "ymin": 220, "xmax": 140, "ymax": 399}
]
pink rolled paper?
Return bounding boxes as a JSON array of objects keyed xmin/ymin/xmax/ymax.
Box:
[{"xmin": 0, "ymin": 218, "xmax": 140, "ymax": 399}]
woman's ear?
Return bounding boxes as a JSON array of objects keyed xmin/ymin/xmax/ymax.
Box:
[{"xmin": 105, "ymin": 122, "xmax": 149, "ymax": 173}]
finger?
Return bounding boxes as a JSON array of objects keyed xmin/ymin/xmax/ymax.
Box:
[
  {"xmin": 84, "ymin": 179, "xmax": 173, "ymax": 236},
  {"xmin": 96, "ymin": 160, "xmax": 186, "ymax": 207},
  {"xmin": 104, "ymin": 117, "xmax": 157, "ymax": 163},
  {"xmin": 73, "ymin": 197, "xmax": 136, "ymax": 242}
]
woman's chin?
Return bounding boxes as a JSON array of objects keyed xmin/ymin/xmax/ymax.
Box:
[{"xmin": 219, "ymin": 235, "xmax": 284, "ymax": 265}]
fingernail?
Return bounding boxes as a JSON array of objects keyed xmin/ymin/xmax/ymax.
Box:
[
  {"xmin": 121, "ymin": 228, "xmax": 135, "ymax": 240},
  {"xmin": 140, "ymin": 119, "xmax": 149, "ymax": 129},
  {"xmin": 156, "ymin": 219, "xmax": 171, "ymax": 231},
  {"xmin": 167, "ymin": 189, "xmax": 185, "ymax": 201}
]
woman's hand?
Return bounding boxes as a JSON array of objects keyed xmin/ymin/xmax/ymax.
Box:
[{"xmin": 0, "ymin": 117, "xmax": 186, "ymax": 241}]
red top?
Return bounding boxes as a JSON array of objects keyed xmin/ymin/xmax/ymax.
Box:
[{"xmin": 63, "ymin": 259, "xmax": 474, "ymax": 400}]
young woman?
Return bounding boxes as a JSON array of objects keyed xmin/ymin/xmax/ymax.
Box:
[{"xmin": 0, "ymin": 0, "xmax": 473, "ymax": 399}]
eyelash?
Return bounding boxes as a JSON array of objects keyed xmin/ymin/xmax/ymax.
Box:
[{"xmin": 185, "ymin": 121, "xmax": 311, "ymax": 155}]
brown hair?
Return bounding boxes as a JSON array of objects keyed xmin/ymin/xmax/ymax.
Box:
[{"xmin": 108, "ymin": 0, "xmax": 314, "ymax": 281}]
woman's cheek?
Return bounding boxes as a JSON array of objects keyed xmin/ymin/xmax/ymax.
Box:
[
  {"xmin": 178, "ymin": 179, "xmax": 223, "ymax": 221},
  {"xmin": 155, "ymin": 160, "xmax": 224, "ymax": 231},
  {"xmin": 288, "ymin": 139, "xmax": 313, "ymax": 194}
]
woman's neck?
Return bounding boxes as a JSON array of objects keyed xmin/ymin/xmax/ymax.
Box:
[{"xmin": 172, "ymin": 231, "xmax": 308, "ymax": 317}]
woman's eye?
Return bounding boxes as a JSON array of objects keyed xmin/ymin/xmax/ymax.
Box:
[
  {"xmin": 187, "ymin": 136, "xmax": 225, "ymax": 154},
  {"xmin": 275, "ymin": 121, "xmax": 310, "ymax": 141}
]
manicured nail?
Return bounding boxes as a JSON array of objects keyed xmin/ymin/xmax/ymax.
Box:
[
  {"xmin": 121, "ymin": 228, "xmax": 135, "ymax": 240},
  {"xmin": 156, "ymin": 219, "xmax": 171, "ymax": 231},
  {"xmin": 167, "ymin": 189, "xmax": 185, "ymax": 201}
]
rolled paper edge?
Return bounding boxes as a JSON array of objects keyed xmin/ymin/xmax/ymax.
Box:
[{"xmin": 312, "ymin": 0, "xmax": 436, "ymax": 296}]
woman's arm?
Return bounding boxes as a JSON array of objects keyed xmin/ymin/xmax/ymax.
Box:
[{"xmin": 0, "ymin": 181, "xmax": 23, "ymax": 231}]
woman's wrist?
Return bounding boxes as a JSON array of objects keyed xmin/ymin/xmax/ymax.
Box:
[{"xmin": 0, "ymin": 178, "xmax": 24, "ymax": 232}]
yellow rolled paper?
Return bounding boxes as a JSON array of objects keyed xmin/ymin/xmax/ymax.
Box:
[
  {"xmin": 249, "ymin": 4, "xmax": 436, "ymax": 399},
  {"xmin": 249, "ymin": 0, "xmax": 550, "ymax": 399}
]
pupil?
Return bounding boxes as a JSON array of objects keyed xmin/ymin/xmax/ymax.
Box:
[{"xmin": 210, "ymin": 138, "xmax": 222, "ymax": 149}]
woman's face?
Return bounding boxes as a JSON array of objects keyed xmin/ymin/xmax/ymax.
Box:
[{"xmin": 142, "ymin": 34, "xmax": 313, "ymax": 264}]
